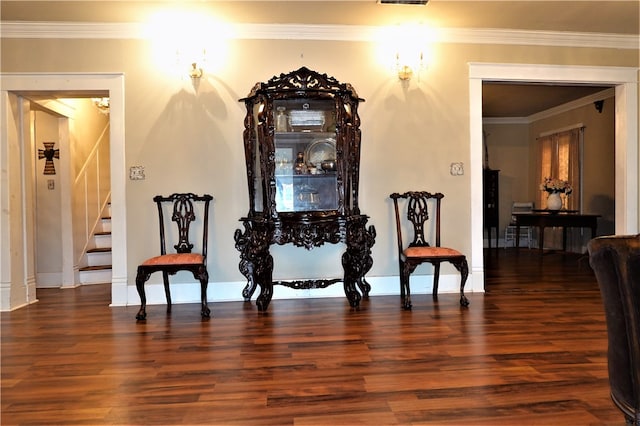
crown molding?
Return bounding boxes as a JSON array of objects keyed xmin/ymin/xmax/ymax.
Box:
[
  {"xmin": 1, "ymin": 21, "xmax": 638, "ymax": 50},
  {"xmin": 441, "ymin": 28, "xmax": 638, "ymax": 50},
  {"xmin": 483, "ymin": 117, "xmax": 530, "ymax": 125}
]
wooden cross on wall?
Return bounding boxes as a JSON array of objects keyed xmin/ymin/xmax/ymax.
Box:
[{"xmin": 38, "ymin": 142, "xmax": 60, "ymax": 175}]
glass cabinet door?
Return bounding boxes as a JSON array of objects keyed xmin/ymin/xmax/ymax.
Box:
[
  {"xmin": 250, "ymin": 101, "xmax": 264, "ymax": 213},
  {"xmin": 273, "ymin": 99, "xmax": 338, "ymax": 213}
]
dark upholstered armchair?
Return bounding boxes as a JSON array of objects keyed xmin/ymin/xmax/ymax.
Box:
[{"xmin": 588, "ymin": 234, "xmax": 640, "ymax": 425}]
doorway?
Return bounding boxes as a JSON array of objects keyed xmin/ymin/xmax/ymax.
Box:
[
  {"xmin": 29, "ymin": 97, "xmax": 112, "ymax": 290},
  {"xmin": 0, "ymin": 73, "xmax": 127, "ymax": 311},
  {"xmin": 468, "ymin": 63, "xmax": 639, "ymax": 293},
  {"xmin": 481, "ymin": 83, "xmax": 615, "ymax": 252}
]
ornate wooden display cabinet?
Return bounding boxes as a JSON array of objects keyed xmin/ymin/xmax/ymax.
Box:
[
  {"xmin": 234, "ymin": 67, "xmax": 376, "ymax": 311},
  {"xmin": 483, "ymin": 169, "xmax": 500, "ymax": 249}
]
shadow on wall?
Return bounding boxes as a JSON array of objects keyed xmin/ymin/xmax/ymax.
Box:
[
  {"xmin": 590, "ymin": 194, "xmax": 615, "ymax": 236},
  {"xmin": 136, "ymin": 80, "xmax": 235, "ymax": 280}
]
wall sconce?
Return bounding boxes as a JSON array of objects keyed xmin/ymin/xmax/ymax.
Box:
[
  {"xmin": 187, "ymin": 58, "xmax": 204, "ymax": 91},
  {"xmin": 147, "ymin": 10, "xmax": 229, "ymax": 87},
  {"xmin": 379, "ymin": 23, "xmax": 433, "ymax": 83},
  {"xmin": 396, "ymin": 51, "xmax": 424, "ymax": 81},
  {"xmin": 176, "ymin": 47, "xmax": 206, "ymax": 89},
  {"xmin": 189, "ymin": 62, "xmax": 203, "ymax": 80}
]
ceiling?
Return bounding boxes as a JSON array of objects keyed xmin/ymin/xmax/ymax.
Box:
[
  {"xmin": 482, "ymin": 83, "xmax": 612, "ymax": 118},
  {"xmin": 2, "ymin": 1, "xmax": 635, "ymax": 118}
]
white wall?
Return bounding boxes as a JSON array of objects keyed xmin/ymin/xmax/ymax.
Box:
[{"xmin": 34, "ymin": 110, "xmax": 64, "ymax": 287}]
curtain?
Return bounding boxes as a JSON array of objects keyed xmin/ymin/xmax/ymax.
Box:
[
  {"xmin": 536, "ymin": 126, "xmax": 583, "ymax": 250},
  {"xmin": 537, "ymin": 127, "xmax": 582, "ymax": 210}
]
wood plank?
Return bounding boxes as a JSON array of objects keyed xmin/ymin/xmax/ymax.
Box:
[{"xmin": 1, "ymin": 249, "xmax": 623, "ymax": 425}]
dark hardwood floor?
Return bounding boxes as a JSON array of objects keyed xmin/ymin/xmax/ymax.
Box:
[{"xmin": 1, "ymin": 248, "xmax": 623, "ymax": 425}]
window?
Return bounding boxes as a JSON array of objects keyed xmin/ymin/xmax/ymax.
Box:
[{"xmin": 536, "ymin": 127, "xmax": 583, "ymax": 211}]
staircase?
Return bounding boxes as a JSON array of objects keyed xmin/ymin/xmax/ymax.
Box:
[{"xmin": 79, "ymin": 205, "xmax": 112, "ymax": 284}]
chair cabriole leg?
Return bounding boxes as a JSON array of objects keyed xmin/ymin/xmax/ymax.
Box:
[
  {"xmin": 135, "ymin": 268, "xmax": 149, "ymax": 320},
  {"xmin": 432, "ymin": 262, "xmax": 441, "ymax": 300},
  {"xmin": 162, "ymin": 271, "xmax": 172, "ymax": 313},
  {"xmin": 401, "ymin": 262, "xmax": 413, "ymax": 310},
  {"xmin": 456, "ymin": 257, "xmax": 470, "ymax": 307},
  {"xmin": 198, "ymin": 267, "xmax": 210, "ymax": 318}
]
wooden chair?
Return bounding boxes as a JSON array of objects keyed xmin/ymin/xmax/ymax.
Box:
[
  {"xmin": 390, "ymin": 191, "xmax": 469, "ymax": 310},
  {"xmin": 135, "ymin": 193, "xmax": 213, "ymax": 320},
  {"xmin": 588, "ymin": 234, "xmax": 640, "ymax": 425}
]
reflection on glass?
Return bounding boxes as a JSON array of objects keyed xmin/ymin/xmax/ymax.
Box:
[{"xmin": 273, "ymin": 99, "xmax": 338, "ymax": 212}]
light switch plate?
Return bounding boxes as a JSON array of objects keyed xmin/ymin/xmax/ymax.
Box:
[
  {"xmin": 450, "ymin": 162, "xmax": 464, "ymax": 176},
  {"xmin": 129, "ymin": 165, "xmax": 145, "ymax": 180}
]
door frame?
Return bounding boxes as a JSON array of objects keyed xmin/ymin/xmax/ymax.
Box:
[
  {"xmin": 1, "ymin": 73, "xmax": 127, "ymax": 309},
  {"xmin": 468, "ymin": 63, "xmax": 638, "ymax": 292}
]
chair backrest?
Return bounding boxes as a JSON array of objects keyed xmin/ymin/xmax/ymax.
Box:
[
  {"xmin": 154, "ymin": 193, "xmax": 213, "ymax": 259},
  {"xmin": 390, "ymin": 191, "xmax": 444, "ymax": 254},
  {"xmin": 588, "ymin": 234, "xmax": 640, "ymax": 421},
  {"xmin": 511, "ymin": 201, "xmax": 534, "ymax": 223}
]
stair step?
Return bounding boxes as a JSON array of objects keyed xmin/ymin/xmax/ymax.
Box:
[
  {"xmin": 94, "ymin": 233, "xmax": 111, "ymax": 248},
  {"xmin": 100, "ymin": 217, "xmax": 111, "ymax": 233},
  {"xmin": 80, "ymin": 202, "xmax": 112, "ymax": 285},
  {"xmin": 79, "ymin": 265, "xmax": 111, "ymax": 272},
  {"xmin": 86, "ymin": 249, "xmax": 111, "ymax": 267},
  {"xmin": 87, "ymin": 247, "xmax": 111, "ymax": 254},
  {"xmin": 79, "ymin": 265, "xmax": 111, "ymax": 285}
]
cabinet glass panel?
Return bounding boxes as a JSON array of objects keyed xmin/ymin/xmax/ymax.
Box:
[
  {"xmin": 274, "ymin": 99, "xmax": 337, "ymax": 212},
  {"xmin": 252, "ymin": 101, "xmax": 264, "ymax": 212}
]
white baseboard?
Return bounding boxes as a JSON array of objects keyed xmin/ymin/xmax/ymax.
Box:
[
  {"xmin": 36, "ymin": 272, "xmax": 63, "ymax": 288},
  {"xmin": 118, "ymin": 273, "xmax": 478, "ymax": 307}
]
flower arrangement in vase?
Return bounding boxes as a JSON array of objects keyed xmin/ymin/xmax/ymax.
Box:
[{"xmin": 540, "ymin": 177, "xmax": 572, "ymax": 211}]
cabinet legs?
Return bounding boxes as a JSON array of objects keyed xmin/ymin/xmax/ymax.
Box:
[{"xmin": 235, "ymin": 218, "xmax": 376, "ymax": 311}]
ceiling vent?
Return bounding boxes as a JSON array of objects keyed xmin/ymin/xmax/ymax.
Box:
[{"xmin": 378, "ymin": 0, "xmax": 429, "ymax": 5}]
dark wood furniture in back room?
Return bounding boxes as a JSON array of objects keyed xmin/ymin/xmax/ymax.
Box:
[
  {"xmin": 514, "ymin": 210, "xmax": 600, "ymax": 255},
  {"xmin": 483, "ymin": 169, "xmax": 500, "ymax": 249},
  {"xmin": 234, "ymin": 67, "xmax": 376, "ymax": 311}
]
